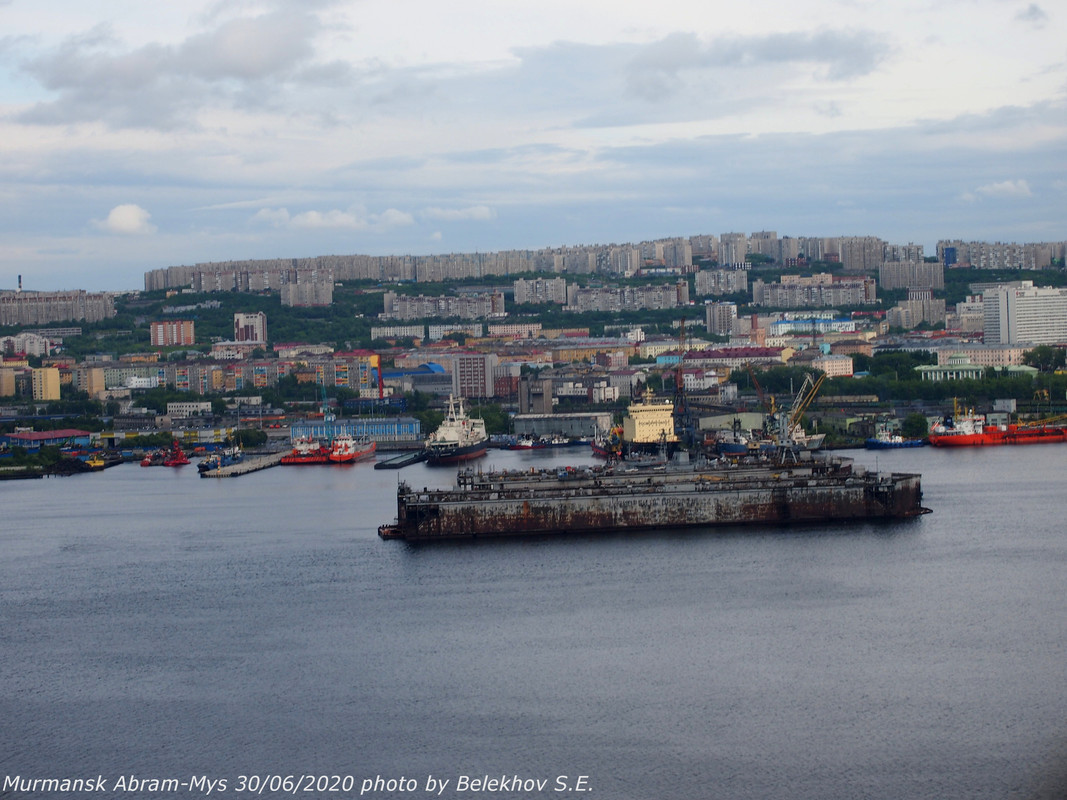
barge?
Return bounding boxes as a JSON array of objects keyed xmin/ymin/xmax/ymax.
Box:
[{"xmin": 378, "ymin": 453, "xmax": 929, "ymax": 540}]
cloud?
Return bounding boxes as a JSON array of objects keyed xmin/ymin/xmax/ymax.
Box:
[
  {"xmin": 1015, "ymin": 4, "xmax": 1048, "ymax": 27},
  {"xmin": 251, "ymin": 206, "xmax": 414, "ymax": 231},
  {"xmin": 420, "ymin": 205, "xmax": 494, "ymax": 221},
  {"xmin": 624, "ymin": 29, "xmax": 891, "ymax": 102},
  {"xmin": 975, "ymin": 179, "xmax": 1034, "ymax": 199},
  {"xmin": 15, "ymin": 10, "xmax": 329, "ymax": 129},
  {"xmin": 93, "ymin": 204, "xmax": 157, "ymax": 235}
]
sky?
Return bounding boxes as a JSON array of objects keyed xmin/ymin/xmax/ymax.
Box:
[{"xmin": 1, "ymin": 0, "xmax": 1064, "ymax": 292}]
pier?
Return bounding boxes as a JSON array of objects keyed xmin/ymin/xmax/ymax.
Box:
[
  {"xmin": 200, "ymin": 451, "xmax": 285, "ymax": 478},
  {"xmin": 374, "ymin": 450, "xmax": 428, "ymax": 469}
]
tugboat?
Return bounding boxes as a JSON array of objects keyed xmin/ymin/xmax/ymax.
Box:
[
  {"xmin": 425, "ymin": 395, "xmax": 488, "ymax": 465},
  {"xmin": 866, "ymin": 423, "xmax": 927, "ymax": 449}
]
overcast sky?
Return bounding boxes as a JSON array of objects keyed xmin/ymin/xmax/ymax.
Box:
[{"xmin": 1, "ymin": 0, "xmax": 1064, "ymax": 291}]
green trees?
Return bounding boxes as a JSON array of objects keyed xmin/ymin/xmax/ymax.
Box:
[
  {"xmin": 1022, "ymin": 345, "xmax": 1066, "ymax": 372},
  {"xmin": 901, "ymin": 413, "xmax": 931, "ymax": 439}
]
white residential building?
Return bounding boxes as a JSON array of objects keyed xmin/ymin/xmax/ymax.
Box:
[{"xmin": 982, "ymin": 282, "xmax": 1067, "ymax": 345}]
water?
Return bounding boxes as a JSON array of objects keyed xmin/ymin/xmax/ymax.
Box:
[{"xmin": 2, "ymin": 446, "xmax": 1067, "ymax": 799}]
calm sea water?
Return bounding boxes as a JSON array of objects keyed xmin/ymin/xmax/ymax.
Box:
[{"xmin": 2, "ymin": 445, "xmax": 1066, "ymax": 800}]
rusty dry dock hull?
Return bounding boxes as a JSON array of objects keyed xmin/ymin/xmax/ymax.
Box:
[{"xmin": 378, "ymin": 459, "xmax": 929, "ymax": 540}]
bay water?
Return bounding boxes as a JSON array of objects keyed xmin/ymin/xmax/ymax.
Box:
[{"xmin": 2, "ymin": 445, "xmax": 1066, "ymax": 799}]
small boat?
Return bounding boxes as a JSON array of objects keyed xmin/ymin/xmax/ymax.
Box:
[
  {"xmin": 328, "ymin": 433, "xmax": 376, "ymax": 463},
  {"xmin": 506, "ymin": 436, "xmax": 547, "ymax": 451},
  {"xmin": 85, "ymin": 453, "xmax": 108, "ymax": 470}
]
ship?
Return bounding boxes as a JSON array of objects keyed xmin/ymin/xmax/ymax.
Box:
[
  {"xmin": 425, "ymin": 395, "xmax": 488, "ymax": 465},
  {"xmin": 198, "ymin": 445, "xmax": 243, "ymax": 473},
  {"xmin": 507, "ymin": 435, "xmax": 547, "ymax": 451},
  {"xmin": 865, "ymin": 425, "xmax": 927, "ymax": 449},
  {"xmin": 141, "ymin": 441, "xmax": 189, "ymax": 467},
  {"xmin": 328, "ymin": 433, "xmax": 377, "ymax": 463},
  {"xmin": 927, "ymin": 405, "xmax": 1067, "ymax": 447},
  {"xmin": 281, "ymin": 436, "xmax": 331, "ymax": 465},
  {"xmin": 378, "ymin": 452, "xmax": 929, "ymax": 541}
]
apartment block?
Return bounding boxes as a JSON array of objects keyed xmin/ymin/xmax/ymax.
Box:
[
  {"xmin": 150, "ymin": 320, "xmax": 196, "ymax": 347},
  {"xmin": 695, "ymin": 269, "xmax": 748, "ymax": 296},
  {"xmin": 31, "ymin": 367, "xmax": 61, "ymax": 401},
  {"xmin": 878, "ymin": 261, "xmax": 944, "ymax": 291},
  {"xmin": 0, "ymin": 290, "xmax": 115, "ymax": 326}
]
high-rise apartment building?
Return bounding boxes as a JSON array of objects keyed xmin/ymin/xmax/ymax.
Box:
[
  {"xmin": 706, "ymin": 302, "xmax": 738, "ymax": 336},
  {"xmin": 878, "ymin": 261, "xmax": 945, "ymax": 291},
  {"xmin": 695, "ymin": 269, "xmax": 748, "ymax": 296},
  {"xmin": 982, "ymin": 282, "xmax": 1067, "ymax": 345},
  {"xmin": 150, "ymin": 320, "xmax": 196, "ymax": 347},
  {"xmin": 451, "ymin": 352, "xmax": 499, "ymax": 398},
  {"xmin": 31, "ymin": 367, "xmax": 61, "ymax": 401}
]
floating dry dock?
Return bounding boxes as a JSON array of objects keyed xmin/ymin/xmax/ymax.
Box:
[{"xmin": 378, "ymin": 454, "xmax": 929, "ymax": 540}]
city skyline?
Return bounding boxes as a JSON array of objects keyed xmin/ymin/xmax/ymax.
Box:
[{"xmin": 1, "ymin": 0, "xmax": 1064, "ymax": 292}]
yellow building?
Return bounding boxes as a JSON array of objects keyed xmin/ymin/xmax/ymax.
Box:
[
  {"xmin": 622, "ymin": 393, "xmax": 678, "ymax": 444},
  {"xmin": 31, "ymin": 367, "xmax": 61, "ymax": 400},
  {"xmin": 0, "ymin": 368, "xmax": 16, "ymax": 397}
]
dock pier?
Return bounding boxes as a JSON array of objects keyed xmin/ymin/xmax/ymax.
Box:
[{"xmin": 200, "ymin": 451, "xmax": 285, "ymax": 478}]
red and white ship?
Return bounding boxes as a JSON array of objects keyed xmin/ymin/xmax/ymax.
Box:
[
  {"xmin": 928, "ymin": 406, "xmax": 1067, "ymax": 447},
  {"xmin": 281, "ymin": 437, "xmax": 331, "ymax": 465},
  {"xmin": 328, "ymin": 433, "xmax": 377, "ymax": 463}
]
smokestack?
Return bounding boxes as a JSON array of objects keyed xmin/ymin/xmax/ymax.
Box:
[{"xmin": 17, "ymin": 274, "xmax": 22, "ymax": 293}]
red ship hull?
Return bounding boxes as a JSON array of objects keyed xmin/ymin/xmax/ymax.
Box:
[{"xmin": 929, "ymin": 425, "xmax": 1067, "ymax": 447}]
